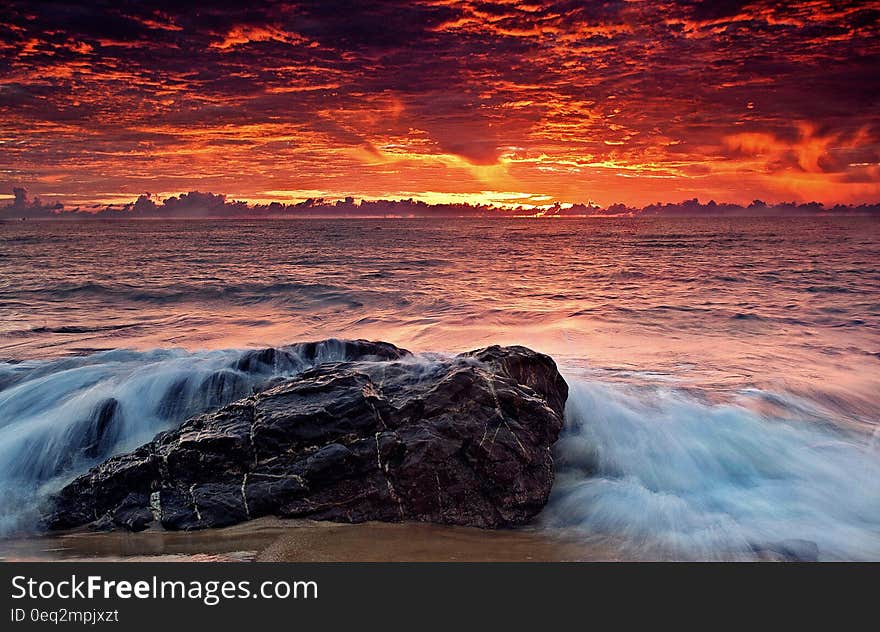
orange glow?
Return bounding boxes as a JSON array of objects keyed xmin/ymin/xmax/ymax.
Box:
[{"xmin": 0, "ymin": 0, "xmax": 878, "ymax": 208}]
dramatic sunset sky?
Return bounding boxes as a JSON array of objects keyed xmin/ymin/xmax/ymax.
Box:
[{"xmin": 1, "ymin": 0, "xmax": 878, "ymax": 209}]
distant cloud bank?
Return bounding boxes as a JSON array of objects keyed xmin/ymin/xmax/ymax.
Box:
[{"xmin": 3, "ymin": 189, "xmax": 879, "ymax": 220}]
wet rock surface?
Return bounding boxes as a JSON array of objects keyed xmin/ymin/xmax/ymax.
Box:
[{"xmin": 45, "ymin": 342, "xmax": 568, "ymax": 531}]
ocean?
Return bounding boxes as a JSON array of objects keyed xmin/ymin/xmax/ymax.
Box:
[{"xmin": 1, "ymin": 217, "xmax": 879, "ymax": 559}]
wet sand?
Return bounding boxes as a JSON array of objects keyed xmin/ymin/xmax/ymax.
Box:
[{"xmin": 0, "ymin": 518, "xmax": 623, "ymax": 562}]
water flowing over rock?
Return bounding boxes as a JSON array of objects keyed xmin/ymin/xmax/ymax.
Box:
[
  {"xmin": 45, "ymin": 343, "xmax": 568, "ymax": 531},
  {"xmin": 0, "ymin": 338, "xmax": 412, "ymax": 535}
]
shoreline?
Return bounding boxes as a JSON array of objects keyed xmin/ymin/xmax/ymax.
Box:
[{"xmin": 0, "ymin": 517, "xmax": 624, "ymax": 562}]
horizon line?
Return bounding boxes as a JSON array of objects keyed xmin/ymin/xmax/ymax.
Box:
[{"xmin": 4, "ymin": 188, "xmax": 880, "ymax": 220}]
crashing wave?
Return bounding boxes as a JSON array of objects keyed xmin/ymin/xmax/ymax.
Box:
[
  {"xmin": 0, "ymin": 340, "xmax": 405, "ymax": 535},
  {"xmin": 544, "ymin": 379, "xmax": 880, "ymax": 560},
  {"xmin": 2, "ymin": 343, "xmax": 879, "ymax": 560}
]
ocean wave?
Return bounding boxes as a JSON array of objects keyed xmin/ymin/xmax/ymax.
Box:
[
  {"xmin": 1, "ymin": 345, "xmax": 879, "ymax": 560},
  {"xmin": 1, "ymin": 280, "xmax": 392, "ymax": 310},
  {"xmin": 544, "ymin": 378, "xmax": 880, "ymax": 560},
  {"xmin": 3, "ymin": 323, "xmax": 144, "ymax": 338},
  {"xmin": 0, "ymin": 340, "xmax": 403, "ymax": 535}
]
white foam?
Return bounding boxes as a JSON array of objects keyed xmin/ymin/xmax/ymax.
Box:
[
  {"xmin": 544, "ymin": 378, "xmax": 880, "ymax": 560},
  {"xmin": 0, "ymin": 343, "xmax": 363, "ymax": 535},
  {"xmin": 3, "ymin": 348, "xmax": 879, "ymax": 560}
]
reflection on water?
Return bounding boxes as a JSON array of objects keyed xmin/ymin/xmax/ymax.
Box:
[{"xmin": 2, "ymin": 218, "xmax": 877, "ymax": 399}]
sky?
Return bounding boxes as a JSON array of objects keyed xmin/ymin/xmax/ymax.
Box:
[{"xmin": 1, "ymin": 0, "xmax": 878, "ymax": 210}]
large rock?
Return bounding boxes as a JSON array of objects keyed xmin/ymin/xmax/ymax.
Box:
[{"xmin": 45, "ymin": 343, "xmax": 568, "ymax": 531}]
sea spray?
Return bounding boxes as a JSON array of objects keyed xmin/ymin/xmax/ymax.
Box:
[
  {"xmin": 0, "ymin": 340, "xmax": 399, "ymax": 535},
  {"xmin": 2, "ymin": 345, "xmax": 879, "ymax": 560},
  {"xmin": 544, "ymin": 378, "xmax": 880, "ymax": 560}
]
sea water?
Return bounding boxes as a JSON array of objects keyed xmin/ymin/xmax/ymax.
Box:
[{"xmin": 1, "ymin": 217, "xmax": 878, "ymax": 559}]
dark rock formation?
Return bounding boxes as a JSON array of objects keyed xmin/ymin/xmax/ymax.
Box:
[{"xmin": 45, "ymin": 342, "xmax": 568, "ymax": 532}]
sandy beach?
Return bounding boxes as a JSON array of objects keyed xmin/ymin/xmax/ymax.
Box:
[{"xmin": 0, "ymin": 518, "xmax": 622, "ymax": 562}]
